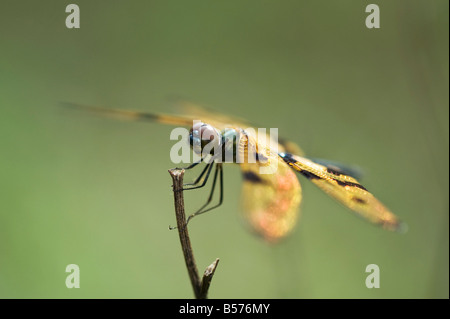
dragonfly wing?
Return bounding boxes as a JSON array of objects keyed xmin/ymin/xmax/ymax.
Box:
[
  {"xmin": 281, "ymin": 153, "xmax": 405, "ymax": 232},
  {"xmin": 238, "ymin": 132, "xmax": 302, "ymax": 242},
  {"xmin": 307, "ymin": 158, "xmax": 364, "ymax": 180},
  {"xmin": 67, "ymin": 100, "xmax": 306, "ymax": 155},
  {"xmin": 172, "ymin": 99, "xmax": 254, "ymax": 130},
  {"xmin": 63, "ymin": 102, "xmax": 196, "ymax": 126},
  {"xmin": 240, "ymin": 158, "xmax": 302, "ymax": 242},
  {"xmin": 174, "ymin": 99, "xmax": 305, "ymax": 155}
]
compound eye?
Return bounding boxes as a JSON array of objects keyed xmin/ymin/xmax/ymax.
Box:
[
  {"xmin": 190, "ymin": 122, "xmax": 221, "ymax": 151},
  {"xmin": 200, "ymin": 125, "xmax": 218, "ymax": 141},
  {"xmin": 191, "ymin": 122, "xmax": 217, "ymax": 141},
  {"xmin": 202, "ymin": 125, "xmax": 222, "ymax": 152}
]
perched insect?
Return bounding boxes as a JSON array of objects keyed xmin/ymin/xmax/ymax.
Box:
[{"xmin": 65, "ymin": 101, "xmax": 405, "ymax": 242}]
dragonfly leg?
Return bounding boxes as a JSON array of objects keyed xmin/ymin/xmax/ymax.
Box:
[
  {"xmin": 183, "ymin": 161, "xmax": 211, "ymax": 187},
  {"xmin": 182, "ymin": 153, "xmax": 221, "ymax": 190},
  {"xmin": 169, "ymin": 163, "xmax": 223, "ymax": 231},
  {"xmin": 171, "ymin": 158, "xmax": 211, "ymax": 188},
  {"xmin": 182, "ymin": 162, "xmax": 215, "ymax": 191},
  {"xmin": 185, "ymin": 163, "xmax": 223, "ymax": 226}
]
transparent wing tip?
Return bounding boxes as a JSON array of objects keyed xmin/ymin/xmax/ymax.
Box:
[{"xmin": 395, "ymin": 221, "xmax": 409, "ymax": 234}]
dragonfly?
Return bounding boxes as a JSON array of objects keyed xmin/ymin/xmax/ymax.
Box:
[{"xmin": 66, "ymin": 101, "xmax": 405, "ymax": 242}]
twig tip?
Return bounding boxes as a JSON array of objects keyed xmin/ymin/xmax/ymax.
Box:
[{"xmin": 168, "ymin": 168, "xmax": 185, "ymax": 176}]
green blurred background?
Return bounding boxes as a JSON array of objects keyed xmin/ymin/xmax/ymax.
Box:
[{"xmin": 0, "ymin": 0, "xmax": 448, "ymax": 298}]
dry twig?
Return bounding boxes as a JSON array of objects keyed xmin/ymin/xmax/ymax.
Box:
[{"xmin": 168, "ymin": 169, "xmax": 219, "ymax": 299}]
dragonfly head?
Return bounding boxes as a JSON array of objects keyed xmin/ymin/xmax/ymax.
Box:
[{"xmin": 189, "ymin": 122, "xmax": 223, "ymax": 156}]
